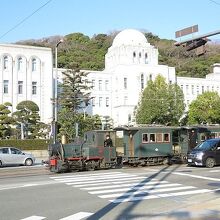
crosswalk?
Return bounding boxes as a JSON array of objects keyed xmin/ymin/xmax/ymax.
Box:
[
  {"xmin": 50, "ymin": 171, "xmax": 212, "ymax": 204},
  {"xmin": 20, "ymin": 212, "xmax": 93, "ymax": 220}
]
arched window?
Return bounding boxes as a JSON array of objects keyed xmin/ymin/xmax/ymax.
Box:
[
  {"xmin": 32, "ymin": 58, "xmax": 36, "ymax": 71},
  {"xmin": 3, "ymin": 56, "xmax": 8, "ymax": 70},
  {"xmin": 133, "ymin": 52, "xmax": 136, "ymax": 63},
  {"xmin": 18, "ymin": 57, "xmax": 22, "ymax": 71},
  {"xmin": 128, "ymin": 114, "xmax": 131, "ymax": 122},
  {"xmin": 145, "ymin": 53, "xmax": 148, "ymax": 63},
  {"xmin": 139, "ymin": 52, "xmax": 141, "ymax": 58},
  {"xmin": 141, "ymin": 74, "xmax": 144, "ymax": 90},
  {"xmin": 149, "ymin": 74, "xmax": 152, "ymax": 81}
]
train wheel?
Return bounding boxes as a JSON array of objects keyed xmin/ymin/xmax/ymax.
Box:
[
  {"xmin": 86, "ymin": 161, "xmax": 95, "ymax": 171},
  {"xmin": 205, "ymin": 157, "xmax": 215, "ymax": 168}
]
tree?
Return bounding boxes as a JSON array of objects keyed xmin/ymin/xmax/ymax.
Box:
[
  {"xmin": 12, "ymin": 101, "xmax": 47, "ymax": 139},
  {"xmin": 0, "ymin": 102, "xmax": 14, "ymax": 139},
  {"xmin": 58, "ymin": 69, "xmax": 91, "ymax": 112},
  {"xmin": 136, "ymin": 75, "xmax": 185, "ymax": 125},
  {"xmin": 188, "ymin": 91, "xmax": 220, "ymax": 125},
  {"xmin": 58, "ymin": 68, "xmax": 101, "ymax": 140}
]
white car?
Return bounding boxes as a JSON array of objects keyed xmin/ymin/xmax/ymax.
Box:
[{"xmin": 0, "ymin": 147, "xmax": 35, "ymax": 167}]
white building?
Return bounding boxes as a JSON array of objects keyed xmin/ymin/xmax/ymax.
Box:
[
  {"xmin": 85, "ymin": 29, "xmax": 220, "ymax": 126},
  {"xmin": 86, "ymin": 29, "xmax": 176, "ymax": 126},
  {"xmin": 1, "ymin": 29, "xmax": 220, "ymax": 128},
  {"xmin": 0, "ymin": 43, "xmax": 53, "ymax": 124},
  {"xmin": 178, "ymin": 64, "xmax": 220, "ymax": 109}
]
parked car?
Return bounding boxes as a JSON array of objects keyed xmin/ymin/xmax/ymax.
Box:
[
  {"xmin": 0, "ymin": 147, "xmax": 35, "ymax": 167},
  {"xmin": 187, "ymin": 138, "xmax": 220, "ymax": 168}
]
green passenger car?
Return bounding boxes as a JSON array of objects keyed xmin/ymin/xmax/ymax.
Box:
[{"xmin": 116, "ymin": 126, "xmax": 176, "ymax": 166}]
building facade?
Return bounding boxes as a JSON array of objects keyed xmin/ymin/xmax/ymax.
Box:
[
  {"xmin": 0, "ymin": 43, "xmax": 53, "ymax": 124},
  {"xmin": 2, "ymin": 29, "xmax": 220, "ymax": 128},
  {"xmin": 85, "ymin": 29, "xmax": 220, "ymax": 126}
]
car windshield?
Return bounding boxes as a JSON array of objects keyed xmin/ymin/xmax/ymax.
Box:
[{"xmin": 195, "ymin": 139, "xmax": 219, "ymax": 151}]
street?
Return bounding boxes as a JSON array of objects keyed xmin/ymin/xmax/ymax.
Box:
[{"xmin": 1, "ymin": 164, "xmax": 220, "ymax": 220}]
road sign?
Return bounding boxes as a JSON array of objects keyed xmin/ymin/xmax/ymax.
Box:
[{"xmin": 175, "ymin": 25, "xmax": 198, "ymax": 38}]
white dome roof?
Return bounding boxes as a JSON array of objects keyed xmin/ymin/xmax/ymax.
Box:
[{"xmin": 112, "ymin": 29, "xmax": 148, "ymax": 47}]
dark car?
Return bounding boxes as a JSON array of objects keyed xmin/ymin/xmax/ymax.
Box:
[{"xmin": 187, "ymin": 138, "xmax": 220, "ymax": 168}]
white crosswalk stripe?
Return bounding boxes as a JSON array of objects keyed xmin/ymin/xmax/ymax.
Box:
[
  {"xmin": 50, "ymin": 171, "xmax": 211, "ymax": 203},
  {"xmin": 20, "ymin": 212, "xmax": 94, "ymax": 220},
  {"xmin": 20, "ymin": 216, "xmax": 46, "ymax": 220}
]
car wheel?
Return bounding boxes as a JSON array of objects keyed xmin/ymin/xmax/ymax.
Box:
[
  {"xmin": 205, "ymin": 157, "xmax": 215, "ymax": 168},
  {"xmin": 25, "ymin": 158, "xmax": 33, "ymax": 166},
  {"xmin": 0, "ymin": 160, "xmax": 2, "ymax": 167}
]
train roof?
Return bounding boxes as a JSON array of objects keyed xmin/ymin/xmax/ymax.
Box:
[{"xmin": 114, "ymin": 125, "xmax": 180, "ymax": 131}]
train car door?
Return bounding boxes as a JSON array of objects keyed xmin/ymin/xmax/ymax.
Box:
[
  {"xmin": 188, "ymin": 129, "xmax": 197, "ymax": 150},
  {"xmin": 128, "ymin": 131, "xmax": 135, "ymax": 157}
]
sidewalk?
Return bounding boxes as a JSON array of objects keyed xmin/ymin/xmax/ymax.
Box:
[{"xmin": 154, "ymin": 196, "xmax": 220, "ymax": 220}]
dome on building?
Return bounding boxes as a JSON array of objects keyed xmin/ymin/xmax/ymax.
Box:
[{"xmin": 112, "ymin": 29, "xmax": 148, "ymax": 47}]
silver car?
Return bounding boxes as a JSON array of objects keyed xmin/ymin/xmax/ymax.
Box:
[{"xmin": 0, "ymin": 147, "xmax": 35, "ymax": 167}]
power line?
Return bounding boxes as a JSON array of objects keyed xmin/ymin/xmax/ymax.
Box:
[
  {"xmin": 0, "ymin": 0, "xmax": 53, "ymax": 40},
  {"xmin": 209, "ymin": 0, "xmax": 220, "ymax": 6}
]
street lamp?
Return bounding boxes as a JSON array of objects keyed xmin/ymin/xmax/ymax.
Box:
[{"xmin": 53, "ymin": 39, "xmax": 63, "ymax": 143}]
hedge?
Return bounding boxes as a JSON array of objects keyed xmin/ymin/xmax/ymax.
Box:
[{"xmin": 0, "ymin": 139, "xmax": 50, "ymax": 150}]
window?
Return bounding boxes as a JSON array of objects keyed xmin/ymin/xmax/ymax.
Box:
[
  {"xmin": 105, "ymin": 80, "xmax": 109, "ymax": 91},
  {"xmin": 163, "ymin": 133, "xmax": 170, "ymax": 142},
  {"xmin": 18, "ymin": 57, "xmax": 22, "ymax": 71},
  {"xmin": 11, "ymin": 148, "xmax": 22, "ymax": 154},
  {"xmin": 186, "ymin": 85, "xmax": 189, "ymax": 94},
  {"xmin": 202, "ymin": 86, "xmax": 204, "ymax": 93},
  {"xmin": 18, "ymin": 81, "xmax": 23, "ymax": 94},
  {"xmin": 141, "ymin": 74, "xmax": 144, "ymax": 90},
  {"xmin": 92, "ymin": 97, "xmax": 95, "ymax": 107},
  {"xmin": 191, "ymin": 85, "xmax": 194, "ymax": 95},
  {"xmin": 149, "ymin": 133, "xmax": 156, "ymax": 142},
  {"xmin": 149, "ymin": 74, "xmax": 152, "ymax": 81},
  {"xmin": 124, "ymin": 77, "xmax": 127, "ymax": 89},
  {"xmin": 180, "ymin": 85, "xmax": 183, "ymax": 90},
  {"xmin": 128, "ymin": 114, "xmax": 131, "ymax": 122},
  {"xmin": 0, "ymin": 148, "xmax": 9, "ymax": 154},
  {"xmin": 139, "ymin": 52, "xmax": 141, "ymax": 58},
  {"xmin": 91, "ymin": 79, "xmax": 95, "ymax": 88},
  {"xmin": 3, "ymin": 56, "xmax": 8, "ymax": 69},
  {"xmin": 3, "ymin": 80, "xmax": 9, "ymax": 94},
  {"xmin": 99, "ymin": 97, "xmax": 102, "ymax": 107},
  {"xmin": 145, "ymin": 53, "xmax": 148, "ymax": 63},
  {"xmin": 156, "ymin": 133, "xmax": 163, "ymax": 142},
  {"xmin": 142, "ymin": 133, "xmax": 148, "ymax": 143},
  {"xmin": 124, "ymin": 96, "xmax": 128, "ymax": 105},
  {"xmin": 133, "ymin": 52, "xmax": 136, "ymax": 58},
  {"xmin": 98, "ymin": 80, "xmax": 102, "ymax": 91},
  {"xmin": 32, "ymin": 58, "xmax": 36, "ymax": 71},
  {"xmin": 106, "ymin": 97, "xmax": 109, "ymax": 107},
  {"xmin": 197, "ymin": 85, "xmax": 199, "ymax": 94},
  {"xmin": 32, "ymin": 82, "xmax": 37, "ymax": 95}
]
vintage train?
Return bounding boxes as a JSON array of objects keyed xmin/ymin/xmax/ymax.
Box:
[{"xmin": 48, "ymin": 124, "xmax": 220, "ymax": 172}]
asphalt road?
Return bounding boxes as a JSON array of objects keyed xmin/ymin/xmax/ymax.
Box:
[{"xmin": 1, "ymin": 164, "xmax": 220, "ymax": 220}]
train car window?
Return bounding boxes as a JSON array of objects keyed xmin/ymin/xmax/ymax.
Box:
[
  {"xmin": 210, "ymin": 133, "xmax": 216, "ymax": 139},
  {"xmin": 142, "ymin": 133, "xmax": 148, "ymax": 143},
  {"xmin": 93, "ymin": 134, "xmax": 95, "ymax": 142},
  {"xmin": 156, "ymin": 133, "xmax": 163, "ymax": 142},
  {"xmin": 163, "ymin": 133, "xmax": 170, "ymax": 142},
  {"xmin": 200, "ymin": 134, "xmax": 206, "ymax": 142},
  {"xmin": 149, "ymin": 133, "xmax": 156, "ymax": 142}
]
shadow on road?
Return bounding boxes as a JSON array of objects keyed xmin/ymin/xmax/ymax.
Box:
[{"xmin": 87, "ymin": 164, "xmax": 220, "ymax": 220}]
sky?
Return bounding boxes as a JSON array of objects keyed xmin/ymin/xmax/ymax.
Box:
[{"xmin": 1, "ymin": 0, "xmax": 220, "ymax": 43}]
